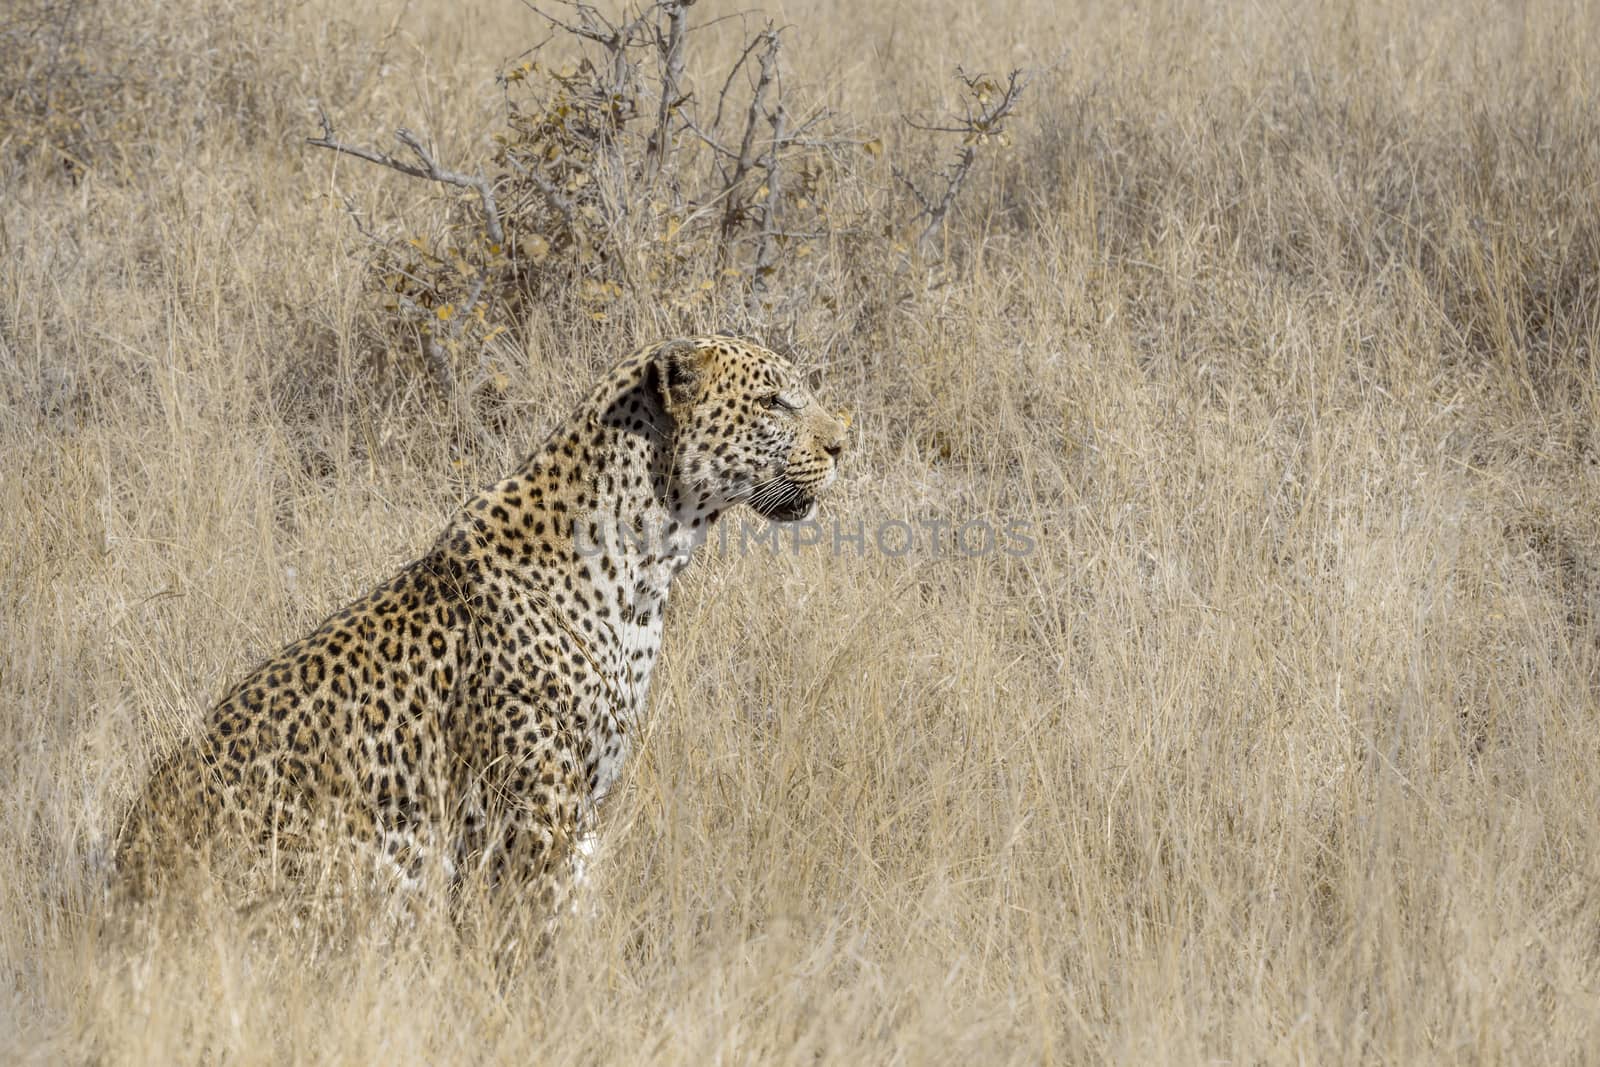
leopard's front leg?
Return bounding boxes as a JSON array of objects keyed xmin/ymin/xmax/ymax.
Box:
[{"xmin": 450, "ymin": 671, "xmax": 595, "ymax": 919}]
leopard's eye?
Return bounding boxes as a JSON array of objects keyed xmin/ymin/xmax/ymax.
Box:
[{"xmin": 761, "ymin": 393, "xmax": 800, "ymax": 412}]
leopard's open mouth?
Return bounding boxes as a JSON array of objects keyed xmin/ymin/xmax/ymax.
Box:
[{"xmin": 748, "ymin": 479, "xmax": 817, "ymax": 523}]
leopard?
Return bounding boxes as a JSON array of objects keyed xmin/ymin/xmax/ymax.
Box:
[{"xmin": 113, "ymin": 335, "xmax": 847, "ymax": 914}]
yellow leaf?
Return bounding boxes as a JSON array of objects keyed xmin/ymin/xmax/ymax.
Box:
[
  {"xmin": 589, "ymin": 311, "xmax": 607, "ymax": 321},
  {"xmin": 863, "ymin": 138, "xmax": 883, "ymax": 157},
  {"xmin": 699, "ymin": 279, "xmax": 715, "ymax": 291},
  {"xmin": 436, "ymin": 305, "xmax": 454, "ymax": 321}
]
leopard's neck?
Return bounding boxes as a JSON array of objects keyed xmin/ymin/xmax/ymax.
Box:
[{"xmin": 446, "ymin": 361, "xmax": 723, "ymax": 700}]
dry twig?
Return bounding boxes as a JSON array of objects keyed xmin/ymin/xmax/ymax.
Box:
[
  {"xmin": 308, "ymin": 110, "xmax": 505, "ymax": 247},
  {"xmin": 895, "ymin": 67, "xmax": 1028, "ymax": 252}
]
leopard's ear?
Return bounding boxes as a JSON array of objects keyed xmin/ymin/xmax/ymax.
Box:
[{"xmin": 652, "ymin": 338, "xmax": 712, "ymax": 419}]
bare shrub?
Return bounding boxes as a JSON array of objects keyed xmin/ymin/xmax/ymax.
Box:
[{"xmin": 310, "ymin": 1, "xmax": 1025, "ymax": 393}]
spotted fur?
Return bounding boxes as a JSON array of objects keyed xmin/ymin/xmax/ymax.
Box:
[{"xmin": 114, "ymin": 336, "xmax": 846, "ymax": 908}]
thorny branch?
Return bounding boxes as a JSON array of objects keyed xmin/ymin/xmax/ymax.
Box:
[
  {"xmin": 518, "ymin": 0, "xmax": 650, "ymax": 95},
  {"xmin": 501, "ymin": 153, "xmax": 578, "ymax": 230},
  {"xmin": 749, "ymin": 100, "xmax": 788, "ymax": 300},
  {"xmin": 643, "ymin": 0, "xmax": 692, "ymax": 180},
  {"xmin": 307, "ymin": 111, "xmax": 520, "ymax": 391},
  {"xmin": 719, "ymin": 29, "xmax": 780, "ymax": 246},
  {"xmin": 894, "ymin": 67, "xmax": 1028, "ymax": 252},
  {"xmin": 308, "ymin": 110, "xmax": 505, "ymax": 246}
]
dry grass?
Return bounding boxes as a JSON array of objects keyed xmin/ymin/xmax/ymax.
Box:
[{"xmin": 4, "ymin": 0, "xmax": 1600, "ymax": 1061}]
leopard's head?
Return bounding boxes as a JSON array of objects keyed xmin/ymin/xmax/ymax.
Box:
[{"xmin": 653, "ymin": 336, "xmax": 846, "ymax": 522}]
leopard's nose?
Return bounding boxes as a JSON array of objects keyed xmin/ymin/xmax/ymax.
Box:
[{"xmin": 825, "ymin": 409, "xmax": 850, "ymax": 458}]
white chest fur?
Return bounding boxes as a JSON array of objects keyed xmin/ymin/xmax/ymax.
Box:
[{"xmin": 578, "ymin": 508, "xmax": 708, "ymax": 804}]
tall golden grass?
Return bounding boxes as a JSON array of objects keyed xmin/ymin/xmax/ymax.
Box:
[{"xmin": 3, "ymin": 0, "xmax": 1598, "ymax": 1060}]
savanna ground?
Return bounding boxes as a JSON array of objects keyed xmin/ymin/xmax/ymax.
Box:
[{"xmin": 3, "ymin": 0, "xmax": 1599, "ymax": 1061}]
